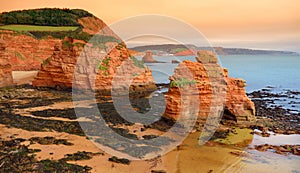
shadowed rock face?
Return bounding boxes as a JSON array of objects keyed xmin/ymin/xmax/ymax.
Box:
[
  {"xmin": 164, "ymin": 50, "xmax": 255, "ymax": 123},
  {"xmin": 0, "ymin": 39, "xmax": 13, "ymax": 87}
]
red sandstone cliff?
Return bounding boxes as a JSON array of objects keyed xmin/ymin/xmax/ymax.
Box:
[
  {"xmin": 32, "ymin": 38, "xmax": 156, "ymax": 94},
  {"xmin": 0, "ymin": 11, "xmax": 115, "ymax": 71},
  {"xmin": 164, "ymin": 50, "xmax": 255, "ymax": 123},
  {"xmin": 0, "ymin": 39, "xmax": 13, "ymax": 87},
  {"xmin": 0, "ymin": 30, "xmax": 61, "ymax": 71}
]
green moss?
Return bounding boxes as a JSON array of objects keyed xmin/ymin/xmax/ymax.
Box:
[
  {"xmin": 133, "ymin": 73, "xmax": 140, "ymax": 77},
  {"xmin": 62, "ymin": 40, "xmax": 72, "ymax": 48},
  {"xmin": 213, "ymin": 128, "xmax": 253, "ymax": 146},
  {"xmin": 15, "ymin": 51, "xmax": 25, "ymax": 60},
  {"xmin": 169, "ymin": 78, "xmax": 197, "ymax": 88},
  {"xmin": 102, "ymin": 57, "xmax": 111, "ymax": 66},
  {"xmin": 130, "ymin": 55, "xmax": 145, "ymax": 68},
  {"xmin": 72, "ymin": 42, "xmax": 85, "ymax": 47},
  {"xmin": 42, "ymin": 57, "xmax": 51, "ymax": 66}
]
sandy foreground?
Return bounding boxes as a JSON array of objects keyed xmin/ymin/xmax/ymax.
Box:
[
  {"xmin": 12, "ymin": 71, "xmax": 38, "ymax": 85},
  {"xmin": 0, "ymin": 71, "xmax": 247, "ymax": 172}
]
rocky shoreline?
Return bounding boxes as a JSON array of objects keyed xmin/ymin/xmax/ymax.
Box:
[
  {"xmin": 248, "ymin": 89, "xmax": 300, "ymax": 134},
  {"xmin": 0, "ymin": 85, "xmax": 299, "ymax": 172}
]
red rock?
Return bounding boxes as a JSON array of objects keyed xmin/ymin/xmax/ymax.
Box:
[
  {"xmin": 0, "ymin": 30, "xmax": 61, "ymax": 71},
  {"xmin": 174, "ymin": 49, "xmax": 196, "ymax": 56},
  {"xmin": 0, "ymin": 39, "xmax": 13, "ymax": 87},
  {"xmin": 142, "ymin": 50, "xmax": 158, "ymax": 63},
  {"xmin": 164, "ymin": 50, "xmax": 256, "ymax": 123},
  {"xmin": 32, "ymin": 38, "xmax": 156, "ymax": 94}
]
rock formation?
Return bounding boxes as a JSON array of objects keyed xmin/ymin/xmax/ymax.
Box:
[
  {"xmin": 0, "ymin": 30, "xmax": 61, "ymax": 71},
  {"xmin": 174, "ymin": 49, "xmax": 196, "ymax": 56},
  {"xmin": 0, "ymin": 9, "xmax": 116, "ymax": 71},
  {"xmin": 164, "ymin": 50, "xmax": 255, "ymax": 123},
  {"xmin": 32, "ymin": 37, "xmax": 156, "ymax": 94},
  {"xmin": 142, "ymin": 50, "xmax": 158, "ymax": 63},
  {"xmin": 0, "ymin": 39, "xmax": 13, "ymax": 87}
]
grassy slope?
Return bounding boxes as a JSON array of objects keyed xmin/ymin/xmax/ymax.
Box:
[{"xmin": 0, "ymin": 25, "xmax": 78, "ymax": 32}]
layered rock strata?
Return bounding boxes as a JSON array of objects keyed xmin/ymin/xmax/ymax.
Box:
[
  {"xmin": 0, "ymin": 30, "xmax": 60, "ymax": 71},
  {"xmin": 164, "ymin": 50, "xmax": 255, "ymax": 123},
  {"xmin": 32, "ymin": 38, "xmax": 156, "ymax": 94},
  {"xmin": 0, "ymin": 39, "xmax": 13, "ymax": 87}
]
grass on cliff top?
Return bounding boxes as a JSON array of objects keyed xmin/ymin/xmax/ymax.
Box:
[{"xmin": 0, "ymin": 25, "xmax": 78, "ymax": 32}]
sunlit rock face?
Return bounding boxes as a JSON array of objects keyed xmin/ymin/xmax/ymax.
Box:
[
  {"xmin": 32, "ymin": 37, "xmax": 156, "ymax": 95},
  {"xmin": 164, "ymin": 50, "xmax": 255, "ymax": 123}
]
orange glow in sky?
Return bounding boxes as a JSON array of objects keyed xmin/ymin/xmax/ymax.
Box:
[{"xmin": 1, "ymin": 0, "xmax": 299, "ymax": 51}]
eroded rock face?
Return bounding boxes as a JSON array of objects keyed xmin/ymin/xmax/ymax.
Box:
[
  {"xmin": 78, "ymin": 16, "xmax": 115, "ymax": 36},
  {"xmin": 0, "ymin": 30, "xmax": 61, "ymax": 71},
  {"xmin": 32, "ymin": 38, "xmax": 156, "ymax": 94},
  {"xmin": 164, "ymin": 50, "xmax": 255, "ymax": 123},
  {"xmin": 0, "ymin": 39, "xmax": 13, "ymax": 87}
]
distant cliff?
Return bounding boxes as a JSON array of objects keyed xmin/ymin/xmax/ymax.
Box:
[{"xmin": 130, "ymin": 44, "xmax": 298, "ymax": 56}]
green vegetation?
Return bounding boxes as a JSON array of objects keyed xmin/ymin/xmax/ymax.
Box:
[
  {"xmin": 62, "ymin": 40, "xmax": 72, "ymax": 48},
  {"xmin": 42, "ymin": 57, "xmax": 52, "ymax": 67},
  {"xmin": 171, "ymin": 47, "xmax": 188, "ymax": 54},
  {"xmin": 130, "ymin": 55, "xmax": 145, "ymax": 68},
  {"xmin": 213, "ymin": 128, "xmax": 253, "ymax": 146},
  {"xmin": 0, "ymin": 8, "xmax": 93, "ymax": 26},
  {"xmin": 133, "ymin": 73, "xmax": 140, "ymax": 77},
  {"xmin": 0, "ymin": 25, "xmax": 78, "ymax": 32},
  {"xmin": 169, "ymin": 78, "xmax": 197, "ymax": 88},
  {"xmin": 97, "ymin": 57, "xmax": 111, "ymax": 76},
  {"xmin": 102, "ymin": 57, "xmax": 111, "ymax": 66},
  {"xmin": 29, "ymin": 29, "xmax": 91, "ymax": 41},
  {"xmin": 90, "ymin": 35, "xmax": 121, "ymax": 48},
  {"xmin": 15, "ymin": 51, "xmax": 25, "ymax": 60}
]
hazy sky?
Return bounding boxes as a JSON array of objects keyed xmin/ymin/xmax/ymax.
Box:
[{"xmin": 1, "ymin": 0, "xmax": 299, "ymax": 52}]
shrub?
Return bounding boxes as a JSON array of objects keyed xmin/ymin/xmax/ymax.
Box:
[{"xmin": 169, "ymin": 78, "xmax": 197, "ymax": 88}]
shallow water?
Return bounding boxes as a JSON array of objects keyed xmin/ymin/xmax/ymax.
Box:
[
  {"xmin": 140, "ymin": 54, "xmax": 300, "ymax": 172},
  {"xmin": 169, "ymin": 130, "xmax": 300, "ymax": 173}
]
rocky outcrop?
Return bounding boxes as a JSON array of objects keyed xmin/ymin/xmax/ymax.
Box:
[
  {"xmin": 32, "ymin": 38, "xmax": 156, "ymax": 94},
  {"xmin": 164, "ymin": 50, "xmax": 255, "ymax": 123},
  {"xmin": 78, "ymin": 16, "xmax": 115, "ymax": 36},
  {"xmin": 142, "ymin": 50, "xmax": 158, "ymax": 63},
  {"xmin": 0, "ymin": 39, "xmax": 13, "ymax": 87},
  {"xmin": 0, "ymin": 30, "xmax": 61, "ymax": 71},
  {"xmin": 174, "ymin": 49, "xmax": 196, "ymax": 56}
]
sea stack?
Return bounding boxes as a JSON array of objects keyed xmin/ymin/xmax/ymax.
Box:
[
  {"xmin": 164, "ymin": 50, "xmax": 255, "ymax": 123},
  {"xmin": 142, "ymin": 50, "xmax": 158, "ymax": 63},
  {"xmin": 0, "ymin": 39, "xmax": 13, "ymax": 87}
]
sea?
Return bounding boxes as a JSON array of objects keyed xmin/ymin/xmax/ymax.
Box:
[
  {"xmin": 137, "ymin": 54, "xmax": 300, "ymax": 172},
  {"xmin": 137, "ymin": 54, "xmax": 300, "ymax": 112},
  {"xmin": 137, "ymin": 54, "xmax": 300, "ymax": 92}
]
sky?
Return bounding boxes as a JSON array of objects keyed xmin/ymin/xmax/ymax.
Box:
[{"xmin": 1, "ymin": 0, "xmax": 299, "ymax": 52}]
